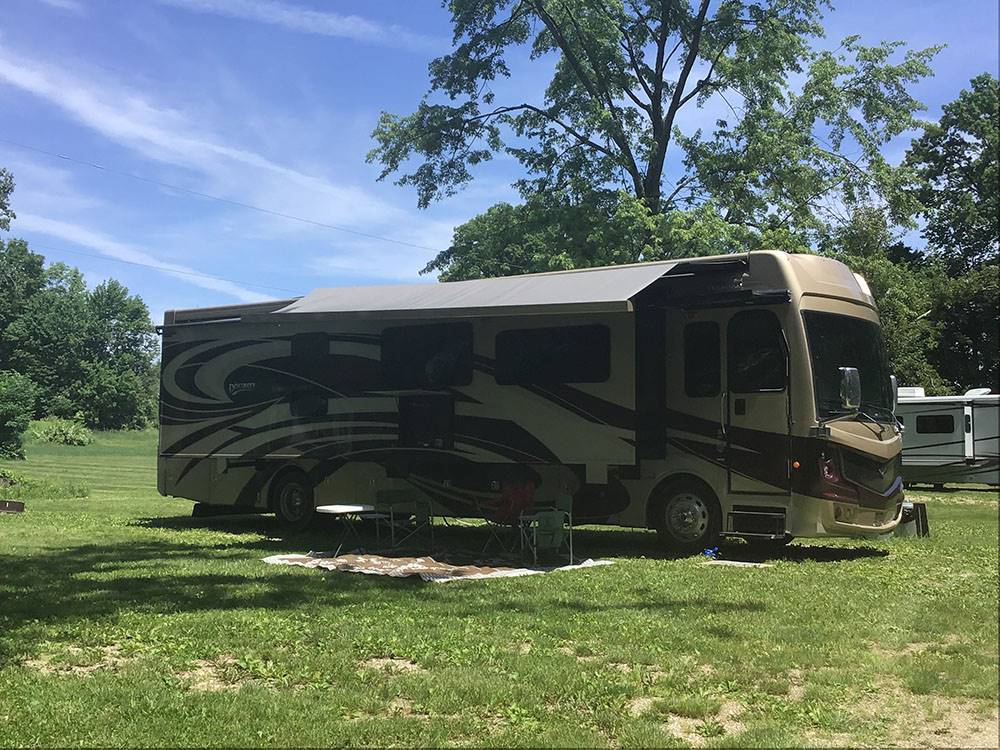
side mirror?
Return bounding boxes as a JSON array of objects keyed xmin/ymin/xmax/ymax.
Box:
[
  {"xmin": 890, "ymin": 374, "xmax": 898, "ymax": 412},
  {"xmin": 839, "ymin": 367, "xmax": 861, "ymax": 412}
]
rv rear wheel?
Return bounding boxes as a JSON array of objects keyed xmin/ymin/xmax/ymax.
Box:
[
  {"xmin": 271, "ymin": 471, "xmax": 316, "ymax": 533},
  {"xmin": 651, "ymin": 478, "xmax": 721, "ymax": 556}
]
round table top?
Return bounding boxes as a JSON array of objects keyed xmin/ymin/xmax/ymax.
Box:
[{"xmin": 315, "ymin": 504, "xmax": 375, "ymax": 515}]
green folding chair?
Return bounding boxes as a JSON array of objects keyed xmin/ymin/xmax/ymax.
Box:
[
  {"xmin": 520, "ymin": 495, "xmax": 573, "ymax": 566},
  {"xmin": 367, "ymin": 489, "xmax": 433, "ymax": 550}
]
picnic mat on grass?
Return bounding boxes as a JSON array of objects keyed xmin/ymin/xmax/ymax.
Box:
[{"xmin": 262, "ymin": 553, "xmax": 613, "ymax": 583}]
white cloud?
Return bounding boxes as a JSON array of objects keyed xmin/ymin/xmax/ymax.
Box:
[
  {"xmin": 34, "ymin": 0, "xmax": 84, "ymax": 11},
  {"xmin": 0, "ymin": 49, "xmax": 406, "ymax": 231},
  {"xmin": 156, "ymin": 0, "xmax": 439, "ymax": 52},
  {"xmin": 15, "ymin": 213, "xmax": 272, "ymax": 303}
]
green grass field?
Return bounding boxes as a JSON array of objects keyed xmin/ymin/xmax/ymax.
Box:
[{"xmin": 1, "ymin": 430, "xmax": 997, "ymax": 747}]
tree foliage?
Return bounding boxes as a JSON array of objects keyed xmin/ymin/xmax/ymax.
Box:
[
  {"xmin": 908, "ymin": 73, "xmax": 999, "ymax": 274},
  {"xmin": 928, "ymin": 265, "xmax": 999, "ymax": 393},
  {"xmin": 0, "ymin": 237, "xmax": 159, "ymax": 430},
  {"xmin": 370, "ymin": 0, "xmax": 938, "ymax": 255},
  {"xmin": 0, "ymin": 168, "xmax": 14, "ymax": 232},
  {"xmin": 0, "ymin": 370, "xmax": 36, "ymax": 459}
]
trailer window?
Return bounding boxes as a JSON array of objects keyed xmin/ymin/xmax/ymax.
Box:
[
  {"xmin": 684, "ymin": 322, "xmax": 720, "ymax": 397},
  {"xmin": 496, "ymin": 325, "xmax": 610, "ymax": 384},
  {"xmin": 382, "ymin": 322, "xmax": 473, "ymax": 389},
  {"xmin": 916, "ymin": 414, "xmax": 955, "ymax": 434},
  {"xmin": 728, "ymin": 310, "xmax": 785, "ymax": 393}
]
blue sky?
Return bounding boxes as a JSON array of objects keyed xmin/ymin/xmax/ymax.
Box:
[{"xmin": 1, "ymin": 0, "xmax": 997, "ymax": 323}]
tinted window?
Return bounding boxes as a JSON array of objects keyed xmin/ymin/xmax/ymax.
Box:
[
  {"xmin": 728, "ymin": 310, "xmax": 785, "ymax": 393},
  {"xmin": 496, "ymin": 325, "xmax": 610, "ymax": 385},
  {"xmin": 381, "ymin": 322, "xmax": 473, "ymax": 389},
  {"xmin": 916, "ymin": 414, "xmax": 955, "ymax": 434},
  {"xmin": 684, "ymin": 322, "xmax": 720, "ymax": 397},
  {"xmin": 803, "ymin": 312, "xmax": 893, "ymax": 421}
]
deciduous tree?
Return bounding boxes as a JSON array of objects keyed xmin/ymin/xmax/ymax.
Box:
[
  {"xmin": 370, "ymin": 0, "xmax": 939, "ymax": 278},
  {"xmin": 907, "ymin": 73, "xmax": 999, "ymax": 274}
]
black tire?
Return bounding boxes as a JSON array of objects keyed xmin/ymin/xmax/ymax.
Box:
[
  {"xmin": 270, "ymin": 471, "xmax": 316, "ymax": 533},
  {"xmin": 650, "ymin": 478, "xmax": 722, "ymax": 555}
]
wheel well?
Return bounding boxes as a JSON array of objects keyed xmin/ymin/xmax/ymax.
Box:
[
  {"xmin": 645, "ymin": 473, "xmax": 719, "ymax": 528},
  {"xmin": 266, "ymin": 465, "xmax": 311, "ymax": 510}
]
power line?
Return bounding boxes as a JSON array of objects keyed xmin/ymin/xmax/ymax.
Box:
[
  {"xmin": 0, "ymin": 136, "xmax": 444, "ymax": 253},
  {"xmin": 26, "ymin": 241, "xmax": 301, "ymax": 296}
]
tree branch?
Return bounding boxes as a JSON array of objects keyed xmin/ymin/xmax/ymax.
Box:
[
  {"xmin": 530, "ymin": 0, "xmax": 645, "ymax": 196},
  {"xmin": 466, "ymin": 103, "xmax": 618, "ymax": 160}
]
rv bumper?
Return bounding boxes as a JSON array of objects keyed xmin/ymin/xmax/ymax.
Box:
[{"xmin": 787, "ymin": 494, "xmax": 904, "ymax": 538}]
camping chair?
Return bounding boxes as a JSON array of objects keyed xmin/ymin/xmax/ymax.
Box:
[
  {"xmin": 481, "ymin": 481, "xmax": 535, "ymax": 555},
  {"xmin": 393, "ymin": 496, "xmax": 435, "ymax": 550},
  {"xmin": 520, "ymin": 494, "xmax": 573, "ymax": 566},
  {"xmin": 520, "ymin": 510, "xmax": 573, "ymax": 566},
  {"xmin": 365, "ymin": 489, "xmax": 428, "ymax": 549}
]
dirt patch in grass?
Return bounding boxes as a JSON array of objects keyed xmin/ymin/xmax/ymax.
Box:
[
  {"xmin": 179, "ymin": 654, "xmax": 243, "ymax": 692},
  {"xmin": 626, "ymin": 697, "xmax": 656, "ymax": 717},
  {"xmin": 23, "ymin": 645, "xmax": 134, "ymax": 676},
  {"xmin": 628, "ymin": 694, "xmax": 744, "ymax": 745},
  {"xmin": 557, "ymin": 645, "xmax": 599, "ymax": 663},
  {"xmin": 787, "ymin": 668, "xmax": 806, "ymax": 700},
  {"xmin": 870, "ymin": 633, "xmax": 969, "ymax": 659},
  {"xmin": 889, "ymin": 696, "xmax": 999, "ymax": 748},
  {"xmin": 360, "ymin": 656, "xmax": 424, "ymax": 674},
  {"xmin": 662, "ymin": 700, "xmax": 744, "ymax": 746},
  {"xmin": 831, "ymin": 677, "xmax": 1000, "ymax": 749}
]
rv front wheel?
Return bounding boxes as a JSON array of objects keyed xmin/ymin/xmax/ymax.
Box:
[
  {"xmin": 650, "ymin": 478, "xmax": 721, "ymax": 556},
  {"xmin": 271, "ymin": 471, "xmax": 316, "ymax": 532}
]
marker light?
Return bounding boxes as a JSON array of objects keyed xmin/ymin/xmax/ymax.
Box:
[{"xmin": 792, "ymin": 460, "xmax": 801, "ymax": 470}]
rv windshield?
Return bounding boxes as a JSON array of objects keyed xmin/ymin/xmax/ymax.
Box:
[{"xmin": 803, "ymin": 311, "xmax": 894, "ymax": 422}]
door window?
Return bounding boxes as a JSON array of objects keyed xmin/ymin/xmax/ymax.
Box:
[
  {"xmin": 728, "ymin": 310, "xmax": 786, "ymax": 393},
  {"xmin": 683, "ymin": 321, "xmax": 720, "ymax": 397}
]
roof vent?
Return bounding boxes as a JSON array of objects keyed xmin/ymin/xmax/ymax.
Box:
[
  {"xmin": 897, "ymin": 387, "xmax": 925, "ymax": 399},
  {"xmin": 964, "ymin": 387, "xmax": 992, "ymax": 397}
]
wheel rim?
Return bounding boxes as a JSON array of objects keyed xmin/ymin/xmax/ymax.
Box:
[
  {"xmin": 665, "ymin": 491, "xmax": 709, "ymax": 542},
  {"xmin": 278, "ymin": 482, "xmax": 308, "ymax": 521}
]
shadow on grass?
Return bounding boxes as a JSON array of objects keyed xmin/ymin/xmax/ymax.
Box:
[
  {"xmin": 906, "ymin": 484, "xmax": 999, "ymax": 494},
  {"xmin": 0, "ymin": 530, "xmax": 770, "ymax": 665},
  {"xmin": 134, "ymin": 512, "xmax": 668, "ymax": 559},
  {"xmin": 132, "ymin": 511, "xmax": 894, "ymax": 566},
  {"xmin": 722, "ymin": 543, "xmax": 890, "ymax": 564}
]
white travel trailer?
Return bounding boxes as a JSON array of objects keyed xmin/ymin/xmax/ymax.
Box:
[
  {"xmin": 897, "ymin": 387, "xmax": 999, "ymax": 487},
  {"xmin": 157, "ymin": 250, "xmax": 905, "ymax": 553}
]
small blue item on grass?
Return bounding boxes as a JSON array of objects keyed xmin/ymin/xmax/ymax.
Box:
[{"xmin": 702, "ymin": 546, "xmax": 720, "ymax": 560}]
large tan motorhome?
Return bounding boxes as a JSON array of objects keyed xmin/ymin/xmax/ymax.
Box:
[{"xmin": 157, "ymin": 250, "xmax": 904, "ymax": 552}]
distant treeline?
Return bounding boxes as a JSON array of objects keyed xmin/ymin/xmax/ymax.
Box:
[{"xmin": 1, "ymin": 238, "xmax": 158, "ymax": 456}]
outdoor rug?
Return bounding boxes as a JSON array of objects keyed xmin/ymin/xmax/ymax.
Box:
[{"xmin": 262, "ymin": 552, "xmax": 613, "ymax": 583}]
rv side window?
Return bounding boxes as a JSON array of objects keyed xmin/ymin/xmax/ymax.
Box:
[
  {"xmin": 728, "ymin": 310, "xmax": 785, "ymax": 393},
  {"xmin": 683, "ymin": 322, "xmax": 720, "ymax": 397},
  {"xmin": 495, "ymin": 325, "xmax": 610, "ymax": 384},
  {"xmin": 381, "ymin": 322, "xmax": 473, "ymax": 389},
  {"xmin": 916, "ymin": 414, "xmax": 955, "ymax": 434}
]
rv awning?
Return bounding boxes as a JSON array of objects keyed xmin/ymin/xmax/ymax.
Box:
[{"xmin": 275, "ymin": 260, "xmax": 683, "ymax": 318}]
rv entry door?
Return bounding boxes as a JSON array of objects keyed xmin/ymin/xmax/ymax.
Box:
[{"xmin": 725, "ymin": 309, "xmax": 791, "ymax": 496}]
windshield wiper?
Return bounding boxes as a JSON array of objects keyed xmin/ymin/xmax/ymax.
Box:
[{"xmin": 852, "ymin": 410, "xmax": 887, "ymax": 437}]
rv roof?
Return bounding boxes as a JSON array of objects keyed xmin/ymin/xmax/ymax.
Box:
[{"xmin": 275, "ymin": 258, "xmax": 690, "ymax": 317}]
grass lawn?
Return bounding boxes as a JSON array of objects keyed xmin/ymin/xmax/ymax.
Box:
[{"xmin": 1, "ymin": 429, "xmax": 997, "ymax": 747}]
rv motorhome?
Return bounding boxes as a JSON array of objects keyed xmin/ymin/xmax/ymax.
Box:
[
  {"xmin": 897, "ymin": 387, "xmax": 999, "ymax": 488},
  {"xmin": 157, "ymin": 250, "xmax": 904, "ymax": 553}
]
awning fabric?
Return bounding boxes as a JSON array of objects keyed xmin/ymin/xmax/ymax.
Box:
[{"xmin": 276, "ymin": 260, "xmax": 680, "ymax": 317}]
